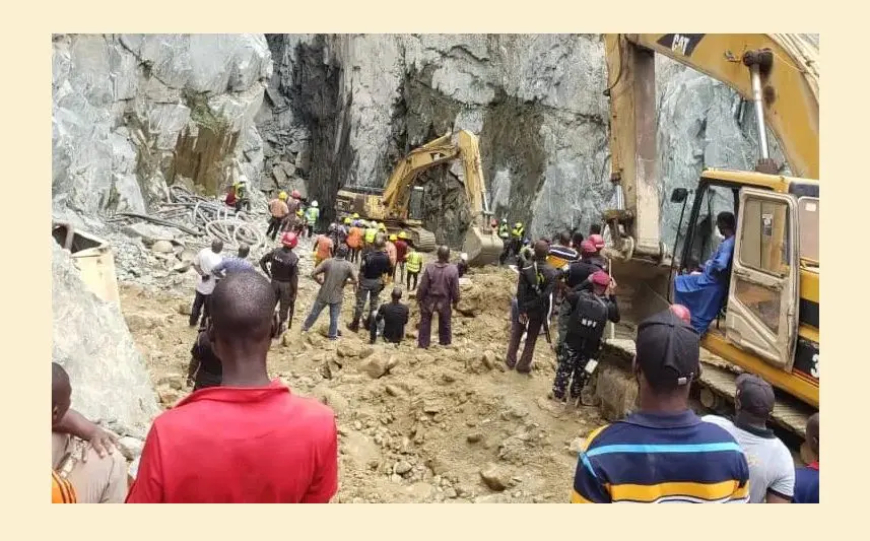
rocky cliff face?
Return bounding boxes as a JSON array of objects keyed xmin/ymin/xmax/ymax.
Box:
[
  {"xmin": 256, "ymin": 33, "xmax": 786, "ymax": 247},
  {"xmin": 52, "ymin": 34, "xmax": 273, "ymax": 434},
  {"xmin": 52, "ymin": 34, "xmax": 272, "ymax": 219}
]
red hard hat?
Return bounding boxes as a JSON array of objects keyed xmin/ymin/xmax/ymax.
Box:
[
  {"xmin": 281, "ymin": 232, "xmax": 298, "ymax": 248},
  {"xmin": 589, "ymin": 234, "xmax": 605, "ymax": 250},
  {"xmin": 669, "ymin": 304, "xmax": 692, "ymax": 324},
  {"xmin": 291, "ymin": 190, "xmax": 301, "ymax": 199},
  {"xmin": 580, "ymin": 240, "xmax": 597, "ymax": 255},
  {"xmin": 591, "ymin": 270, "xmax": 610, "ymax": 287}
]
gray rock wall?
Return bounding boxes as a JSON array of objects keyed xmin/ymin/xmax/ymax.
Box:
[
  {"xmin": 256, "ymin": 34, "xmax": 785, "ymax": 248},
  {"xmin": 52, "ymin": 34, "xmax": 272, "ymax": 218},
  {"xmin": 52, "ymin": 241, "xmax": 160, "ymax": 438}
]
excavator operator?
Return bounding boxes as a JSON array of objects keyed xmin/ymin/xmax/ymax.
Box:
[{"xmin": 674, "ymin": 211, "xmax": 736, "ymax": 335}]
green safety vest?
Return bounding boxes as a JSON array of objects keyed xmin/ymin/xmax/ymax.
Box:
[
  {"xmin": 364, "ymin": 228, "xmax": 377, "ymax": 244},
  {"xmin": 305, "ymin": 207, "xmax": 319, "ymax": 225},
  {"xmin": 405, "ymin": 252, "xmax": 423, "ymax": 273},
  {"xmin": 511, "ymin": 226, "xmax": 524, "ymax": 239},
  {"xmin": 498, "ymin": 224, "xmax": 510, "ymax": 238}
]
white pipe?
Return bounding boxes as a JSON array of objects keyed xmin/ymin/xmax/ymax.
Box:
[{"xmin": 749, "ymin": 65, "xmax": 770, "ymax": 161}]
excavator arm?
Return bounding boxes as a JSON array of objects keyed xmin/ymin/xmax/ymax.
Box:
[
  {"xmin": 357, "ymin": 130, "xmax": 503, "ymax": 265},
  {"xmin": 604, "ymin": 33, "xmax": 819, "ymax": 262}
]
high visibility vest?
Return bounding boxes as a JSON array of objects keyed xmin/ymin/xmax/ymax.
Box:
[
  {"xmin": 305, "ymin": 207, "xmax": 319, "ymax": 225},
  {"xmin": 511, "ymin": 225, "xmax": 524, "ymax": 239},
  {"xmin": 498, "ymin": 224, "xmax": 510, "ymax": 239},
  {"xmin": 405, "ymin": 252, "xmax": 423, "ymax": 273},
  {"xmin": 364, "ymin": 228, "xmax": 377, "ymax": 244}
]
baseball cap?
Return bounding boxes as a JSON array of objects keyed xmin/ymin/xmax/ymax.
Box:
[
  {"xmin": 635, "ymin": 309, "xmax": 700, "ymax": 390},
  {"xmin": 735, "ymin": 374, "xmax": 775, "ymax": 417}
]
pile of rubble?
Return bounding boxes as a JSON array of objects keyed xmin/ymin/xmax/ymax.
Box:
[{"xmin": 118, "ymin": 261, "xmax": 604, "ymax": 503}]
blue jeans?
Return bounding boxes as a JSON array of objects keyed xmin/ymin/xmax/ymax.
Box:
[{"xmin": 303, "ymin": 299, "xmax": 342, "ymax": 338}]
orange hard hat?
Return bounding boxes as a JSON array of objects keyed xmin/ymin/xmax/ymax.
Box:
[
  {"xmin": 281, "ymin": 232, "xmax": 298, "ymax": 249},
  {"xmin": 669, "ymin": 304, "xmax": 692, "ymax": 325}
]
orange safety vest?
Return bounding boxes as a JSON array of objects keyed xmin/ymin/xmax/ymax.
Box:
[
  {"xmin": 346, "ymin": 227, "xmax": 363, "ymax": 249},
  {"xmin": 52, "ymin": 470, "xmax": 77, "ymax": 503}
]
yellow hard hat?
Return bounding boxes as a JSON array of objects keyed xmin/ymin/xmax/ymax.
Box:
[
  {"xmin": 344, "ymin": 217, "xmax": 352, "ymax": 225},
  {"xmin": 378, "ymin": 223, "xmax": 387, "ymax": 231},
  {"xmin": 398, "ymin": 231, "xmax": 408, "ymax": 239},
  {"xmin": 515, "ymin": 222, "xmax": 522, "ymax": 228},
  {"xmin": 389, "ymin": 234, "xmax": 397, "ymax": 241},
  {"xmin": 352, "ymin": 213, "xmax": 360, "ymax": 219},
  {"xmin": 278, "ymin": 191, "xmax": 288, "ymax": 200},
  {"xmin": 296, "ymin": 209, "xmax": 304, "ymax": 216}
]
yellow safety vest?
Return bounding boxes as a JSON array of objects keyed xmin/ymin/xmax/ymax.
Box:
[
  {"xmin": 511, "ymin": 226, "xmax": 524, "ymax": 239},
  {"xmin": 405, "ymin": 252, "xmax": 423, "ymax": 273},
  {"xmin": 364, "ymin": 228, "xmax": 377, "ymax": 244},
  {"xmin": 498, "ymin": 224, "xmax": 510, "ymax": 238}
]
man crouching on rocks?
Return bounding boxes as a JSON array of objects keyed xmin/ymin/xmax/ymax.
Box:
[{"xmin": 52, "ymin": 363, "xmax": 127, "ymax": 503}]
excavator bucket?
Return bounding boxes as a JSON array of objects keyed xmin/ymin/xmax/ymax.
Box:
[
  {"xmin": 462, "ymin": 226, "xmax": 504, "ymax": 267},
  {"xmin": 605, "ymin": 255, "xmax": 673, "ymax": 325}
]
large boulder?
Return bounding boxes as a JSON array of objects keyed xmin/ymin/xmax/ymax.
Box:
[{"xmin": 52, "ymin": 241, "xmax": 160, "ymax": 438}]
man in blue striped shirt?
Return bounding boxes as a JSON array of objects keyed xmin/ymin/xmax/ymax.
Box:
[{"xmin": 572, "ymin": 309, "xmax": 750, "ymax": 503}]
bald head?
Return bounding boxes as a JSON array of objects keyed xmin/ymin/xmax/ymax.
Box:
[
  {"xmin": 211, "ymin": 239, "xmax": 224, "ymax": 254},
  {"xmin": 806, "ymin": 412, "xmax": 819, "ymax": 457},
  {"xmin": 437, "ymin": 245, "xmax": 450, "ymax": 262},
  {"xmin": 534, "ymin": 239, "xmax": 549, "ymax": 260},
  {"xmin": 52, "ymin": 362, "xmax": 71, "ymax": 426},
  {"xmin": 209, "ymin": 272, "xmax": 277, "ymax": 346}
]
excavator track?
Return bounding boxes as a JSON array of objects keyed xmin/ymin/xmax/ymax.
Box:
[{"xmin": 593, "ymin": 338, "xmax": 813, "ymax": 441}]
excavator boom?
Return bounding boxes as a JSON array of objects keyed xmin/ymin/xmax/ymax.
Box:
[
  {"xmin": 604, "ymin": 33, "xmax": 819, "ymax": 262},
  {"xmin": 336, "ymin": 130, "xmax": 503, "ymax": 266}
]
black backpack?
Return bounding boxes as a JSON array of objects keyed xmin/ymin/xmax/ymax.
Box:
[{"xmin": 567, "ymin": 289, "xmax": 609, "ymax": 353}]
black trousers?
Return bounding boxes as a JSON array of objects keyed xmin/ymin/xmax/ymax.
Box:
[
  {"xmin": 189, "ymin": 291, "xmax": 211, "ymax": 328},
  {"xmin": 406, "ymin": 270, "xmax": 419, "ymax": 290},
  {"xmin": 266, "ymin": 217, "xmax": 282, "ymax": 240}
]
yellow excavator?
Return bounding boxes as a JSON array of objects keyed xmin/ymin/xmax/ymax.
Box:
[
  {"xmin": 599, "ymin": 34, "xmax": 819, "ymax": 439},
  {"xmin": 334, "ymin": 130, "xmax": 504, "ymax": 266}
]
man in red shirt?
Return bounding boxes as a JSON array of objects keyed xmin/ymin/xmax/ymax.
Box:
[{"xmin": 126, "ymin": 272, "xmax": 338, "ymax": 503}]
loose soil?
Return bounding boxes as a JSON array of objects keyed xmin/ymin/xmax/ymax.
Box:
[{"xmin": 120, "ymin": 240, "xmax": 606, "ymax": 503}]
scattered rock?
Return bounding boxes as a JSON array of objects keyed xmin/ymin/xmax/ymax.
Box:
[
  {"xmin": 394, "ymin": 461, "xmax": 413, "ymax": 475},
  {"xmin": 125, "ymin": 313, "xmax": 158, "ymax": 332},
  {"xmin": 157, "ymin": 373, "xmax": 184, "ymax": 390},
  {"xmin": 117, "ymin": 436, "xmax": 145, "ymax": 460},
  {"xmin": 177, "ymin": 302, "xmax": 192, "ymax": 316},
  {"xmin": 362, "ymin": 356, "xmax": 397, "ymax": 379},
  {"xmin": 481, "ymin": 350, "xmax": 496, "ymax": 369},
  {"xmin": 568, "ymin": 437, "xmax": 586, "ymax": 456},
  {"xmin": 467, "ymin": 432, "xmax": 483, "ymax": 444},
  {"xmin": 480, "ymin": 464, "xmax": 512, "ymax": 491},
  {"xmin": 440, "ymin": 370, "xmax": 460, "ymax": 384},
  {"xmin": 151, "ymin": 240, "xmax": 175, "ymax": 254},
  {"xmin": 445, "ymin": 487, "xmax": 458, "ymax": 499},
  {"xmin": 385, "ymin": 384, "xmax": 404, "ymax": 397},
  {"xmin": 358, "ymin": 346, "xmax": 375, "ymax": 360}
]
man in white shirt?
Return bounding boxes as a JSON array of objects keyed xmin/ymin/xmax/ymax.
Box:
[
  {"xmin": 703, "ymin": 374, "xmax": 794, "ymax": 503},
  {"xmin": 189, "ymin": 239, "xmax": 224, "ymax": 329}
]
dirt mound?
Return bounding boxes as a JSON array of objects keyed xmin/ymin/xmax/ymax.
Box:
[{"xmin": 120, "ymin": 258, "xmax": 607, "ymax": 503}]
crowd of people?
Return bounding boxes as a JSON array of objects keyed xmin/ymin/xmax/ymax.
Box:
[{"xmin": 51, "ymin": 201, "xmax": 819, "ymax": 504}]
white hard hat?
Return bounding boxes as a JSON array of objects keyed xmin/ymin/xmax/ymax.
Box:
[
  {"xmin": 238, "ymin": 175, "xmax": 249, "ymax": 184},
  {"xmin": 460, "ymin": 253, "xmax": 468, "ymax": 261},
  {"xmin": 311, "ymin": 200, "xmax": 319, "ymax": 207}
]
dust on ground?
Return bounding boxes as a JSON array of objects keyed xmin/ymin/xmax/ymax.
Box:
[{"xmin": 120, "ymin": 243, "xmax": 605, "ymax": 503}]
